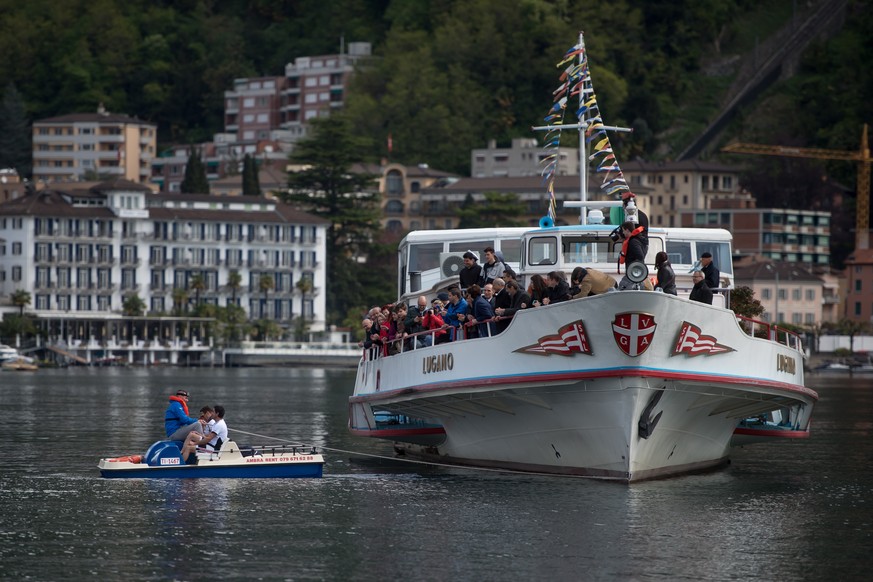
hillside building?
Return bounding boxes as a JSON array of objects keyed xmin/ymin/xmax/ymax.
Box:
[{"xmin": 32, "ymin": 106, "xmax": 157, "ymax": 185}]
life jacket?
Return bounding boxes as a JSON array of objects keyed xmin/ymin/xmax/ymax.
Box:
[
  {"xmin": 169, "ymin": 395, "xmax": 189, "ymax": 416},
  {"xmin": 619, "ymin": 226, "xmax": 645, "ymax": 265}
]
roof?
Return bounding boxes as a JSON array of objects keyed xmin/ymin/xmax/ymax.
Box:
[
  {"xmin": 844, "ymin": 248, "xmax": 873, "ymax": 265},
  {"xmin": 34, "ymin": 113, "xmax": 156, "ymax": 126},
  {"xmin": 0, "ymin": 188, "xmax": 328, "ymax": 225},
  {"xmin": 734, "ymin": 262, "xmax": 822, "ymax": 282},
  {"xmin": 421, "ymin": 174, "xmax": 654, "ymax": 196},
  {"xmin": 90, "ymin": 178, "xmax": 153, "ymax": 193},
  {"xmin": 622, "ymin": 159, "xmax": 740, "ymax": 173}
]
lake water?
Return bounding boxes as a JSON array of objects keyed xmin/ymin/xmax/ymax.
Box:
[{"xmin": 0, "ymin": 368, "xmax": 870, "ymax": 581}]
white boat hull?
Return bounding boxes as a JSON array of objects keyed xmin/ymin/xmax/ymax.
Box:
[{"xmin": 349, "ymin": 292, "xmax": 817, "ymax": 482}]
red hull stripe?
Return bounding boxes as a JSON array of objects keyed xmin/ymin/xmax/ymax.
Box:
[
  {"xmin": 348, "ymin": 427, "xmax": 446, "ymax": 438},
  {"xmin": 732, "ymin": 427, "xmax": 810, "ymax": 439}
]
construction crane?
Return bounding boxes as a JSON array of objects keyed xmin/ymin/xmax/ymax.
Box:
[{"xmin": 722, "ymin": 124, "xmax": 871, "ymax": 249}]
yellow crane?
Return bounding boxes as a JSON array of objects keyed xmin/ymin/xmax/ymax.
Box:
[{"xmin": 722, "ymin": 124, "xmax": 871, "ymax": 249}]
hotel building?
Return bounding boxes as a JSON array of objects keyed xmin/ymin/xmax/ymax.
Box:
[{"xmin": 0, "ymin": 179, "xmax": 327, "ymax": 330}]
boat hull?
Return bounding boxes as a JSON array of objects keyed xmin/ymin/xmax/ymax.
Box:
[
  {"xmin": 99, "ymin": 459, "xmax": 324, "ymax": 479},
  {"xmin": 98, "ymin": 440, "xmax": 324, "ymax": 479},
  {"xmin": 349, "ymin": 292, "xmax": 816, "ymax": 482}
]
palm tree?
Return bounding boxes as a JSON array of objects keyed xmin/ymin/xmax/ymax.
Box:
[
  {"xmin": 122, "ymin": 293, "xmax": 146, "ymax": 316},
  {"xmin": 259, "ymin": 274, "xmax": 274, "ymax": 318},
  {"xmin": 296, "ymin": 276, "xmax": 313, "ymax": 321},
  {"xmin": 172, "ymin": 287, "xmax": 189, "ymax": 316},
  {"xmin": 189, "ymin": 274, "xmax": 206, "ymax": 308},
  {"xmin": 226, "ymin": 270, "xmax": 242, "ymax": 305},
  {"xmin": 11, "ymin": 289, "xmax": 31, "ymax": 315}
]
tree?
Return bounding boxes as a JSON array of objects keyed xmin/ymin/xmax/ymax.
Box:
[
  {"xmin": 728, "ymin": 286, "xmax": 764, "ymax": 319},
  {"xmin": 0, "ymin": 314, "xmax": 36, "ymax": 339},
  {"xmin": 172, "ymin": 287, "xmax": 189, "ymax": 316},
  {"xmin": 189, "ymin": 274, "xmax": 206, "ymax": 308},
  {"xmin": 242, "ymin": 153, "xmax": 261, "ymax": 196},
  {"xmin": 258, "ymin": 273, "xmax": 274, "ymax": 318},
  {"xmin": 294, "ymin": 276, "xmax": 314, "ymax": 340},
  {"xmin": 0, "ymin": 83, "xmax": 31, "ymax": 178},
  {"xmin": 180, "ymin": 146, "xmax": 209, "ymax": 194},
  {"xmin": 837, "ymin": 318, "xmax": 870, "ymax": 354},
  {"xmin": 252, "ymin": 318, "xmax": 281, "ymax": 341},
  {"xmin": 11, "ymin": 289, "xmax": 31, "ymax": 316},
  {"xmin": 226, "ymin": 270, "xmax": 242, "ymax": 304},
  {"xmin": 122, "ymin": 293, "xmax": 145, "ymax": 316},
  {"xmin": 456, "ymin": 191, "xmax": 525, "ymax": 228},
  {"xmin": 282, "ymin": 114, "xmax": 383, "ymax": 323}
]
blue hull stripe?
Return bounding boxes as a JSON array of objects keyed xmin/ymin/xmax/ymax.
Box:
[{"xmin": 100, "ymin": 463, "xmax": 323, "ymax": 479}]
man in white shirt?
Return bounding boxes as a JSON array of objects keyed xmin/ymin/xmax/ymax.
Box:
[{"xmin": 195, "ymin": 405, "xmax": 228, "ymax": 452}]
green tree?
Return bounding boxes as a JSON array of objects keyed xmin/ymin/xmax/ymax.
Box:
[
  {"xmin": 837, "ymin": 318, "xmax": 870, "ymax": 354},
  {"xmin": 456, "ymin": 191, "xmax": 525, "ymax": 228},
  {"xmin": 252, "ymin": 318, "xmax": 281, "ymax": 341},
  {"xmin": 294, "ymin": 276, "xmax": 314, "ymax": 339},
  {"xmin": 242, "ymin": 153, "xmax": 261, "ymax": 196},
  {"xmin": 180, "ymin": 146, "xmax": 209, "ymax": 194},
  {"xmin": 282, "ymin": 114, "xmax": 383, "ymax": 323},
  {"xmin": 172, "ymin": 287, "xmax": 189, "ymax": 316},
  {"xmin": 0, "ymin": 83, "xmax": 31, "ymax": 178},
  {"xmin": 226, "ymin": 270, "xmax": 242, "ymax": 304},
  {"xmin": 11, "ymin": 289, "xmax": 31, "ymax": 316},
  {"xmin": 258, "ymin": 273, "xmax": 274, "ymax": 318},
  {"xmin": 0, "ymin": 314, "xmax": 36, "ymax": 339},
  {"xmin": 122, "ymin": 293, "xmax": 145, "ymax": 316},
  {"xmin": 189, "ymin": 273, "xmax": 206, "ymax": 308},
  {"xmin": 728, "ymin": 286, "xmax": 764, "ymax": 319}
]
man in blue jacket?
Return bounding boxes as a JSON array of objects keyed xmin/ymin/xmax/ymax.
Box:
[{"xmin": 165, "ymin": 390, "xmax": 204, "ymax": 441}]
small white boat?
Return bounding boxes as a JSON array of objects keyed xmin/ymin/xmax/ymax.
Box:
[
  {"xmin": 1, "ymin": 357, "xmax": 38, "ymax": 371},
  {"xmin": 98, "ymin": 440, "xmax": 324, "ymax": 479}
]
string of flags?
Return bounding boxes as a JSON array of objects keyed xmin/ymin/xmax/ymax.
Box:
[{"xmin": 540, "ymin": 34, "xmax": 631, "ymax": 221}]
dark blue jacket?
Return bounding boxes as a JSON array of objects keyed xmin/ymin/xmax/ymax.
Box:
[{"xmin": 165, "ymin": 399, "xmax": 198, "ymax": 437}]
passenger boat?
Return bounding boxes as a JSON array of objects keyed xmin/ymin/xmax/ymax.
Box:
[
  {"xmin": 1, "ymin": 357, "xmax": 38, "ymax": 371},
  {"xmin": 98, "ymin": 440, "xmax": 324, "ymax": 479},
  {"xmin": 347, "ymin": 33, "xmax": 817, "ymax": 482}
]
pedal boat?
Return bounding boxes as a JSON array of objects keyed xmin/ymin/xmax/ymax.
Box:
[{"xmin": 98, "ymin": 439, "xmax": 324, "ymax": 478}]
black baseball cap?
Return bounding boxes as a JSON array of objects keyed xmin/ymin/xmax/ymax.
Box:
[{"xmin": 176, "ymin": 390, "xmax": 189, "ymax": 397}]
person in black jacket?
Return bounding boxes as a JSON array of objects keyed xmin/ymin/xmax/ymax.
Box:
[
  {"xmin": 620, "ymin": 221, "xmax": 646, "ymax": 265},
  {"xmin": 543, "ymin": 271, "xmax": 571, "ymax": 304},
  {"xmin": 491, "ymin": 278, "xmax": 513, "ymax": 333},
  {"xmin": 700, "ymin": 252, "xmax": 720, "ymax": 289},
  {"xmin": 496, "ymin": 280, "xmax": 531, "ymax": 321},
  {"xmin": 689, "ymin": 271, "xmax": 714, "ymax": 304},
  {"xmin": 459, "ymin": 251, "xmax": 483, "ymax": 290},
  {"xmin": 654, "ymin": 252, "xmax": 677, "ymax": 295},
  {"xmin": 621, "ymin": 192, "xmax": 649, "ymax": 256}
]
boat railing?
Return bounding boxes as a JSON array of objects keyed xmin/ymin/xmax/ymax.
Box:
[
  {"xmin": 736, "ymin": 315, "xmax": 803, "ymax": 352},
  {"xmin": 364, "ymin": 315, "xmax": 514, "ymax": 359}
]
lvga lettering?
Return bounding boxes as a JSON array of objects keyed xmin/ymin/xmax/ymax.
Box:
[
  {"xmin": 422, "ymin": 353, "xmax": 454, "ymax": 374},
  {"xmin": 776, "ymin": 354, "xmax": 796, "ymax": 374}
]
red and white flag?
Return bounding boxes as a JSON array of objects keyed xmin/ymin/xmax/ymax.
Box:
[
  {"xmin": 516, "ymin": 320, "xmax": 593, "ymax": 356},
  {"xmin": 672, "ymin": 321, "xmax": 734, "ymax": 356}
]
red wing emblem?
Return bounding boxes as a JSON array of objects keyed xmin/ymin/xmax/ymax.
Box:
[
  {"xmin": 672, "ymin": 321, "xmax": 734, "ymax": 356},
  {"xmin": 515, "ymin": 319, "xmax": 593, "ymax": 356},
  {"xmin": 612, "ymin": 312, "xmax": 656, "ymax": 357}
]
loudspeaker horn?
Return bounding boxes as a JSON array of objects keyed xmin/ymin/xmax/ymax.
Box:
[
  {"xmin": 539, "ymin": 215, "xmax": 554, "ymax": 228},
  {"xmin": 626, "ymin": 261, "xmax": 648, "ymax": 283}
]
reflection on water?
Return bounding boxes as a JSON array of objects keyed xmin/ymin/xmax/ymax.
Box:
[{"xmin": 0, "ymin": 369, "xmax": 870, "ymax": 580}]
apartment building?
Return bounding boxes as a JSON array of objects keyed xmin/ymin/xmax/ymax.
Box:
[
  {"xmin": 279, "ymin": 42, "xmax": 371, "ymax": 136},
  {"xmin": 225, "ymin": 76, "xmax": 287, "ymax": 143},
  {"xmin": 32, "ymin": 105, "xmax": 157, "ymax": 185},
  {"xmin": 471, "ymin": 138, "xmax": 579, "ymax": 178},
  {"xmin": 680, "ymin": 205, "xmax": 832, "ymax": 265},
  {"xmin": 843, "ymin": 248, "xmax": 873, "ymax": 322},
  {"xmin": 734, "ymin": 261, "xmax": 824, "ymax": 326},
  {"xmin": 0, "ymin": 179, "xmax": 328, "ymax": 330},
  {"xmin": 621, "ymin": 160, "xmax": 742, "ymax": 228}
]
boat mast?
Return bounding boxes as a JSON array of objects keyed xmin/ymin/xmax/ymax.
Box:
[{"xmin": 533, "ymin": 32, "xmax": 631, "ymax": 225}]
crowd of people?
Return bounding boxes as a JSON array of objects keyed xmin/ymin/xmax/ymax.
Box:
[
  {"xmin": 358, "ymin": 227, "xmax": 721, "ymax": 355},
  {"xmin": 164, "ymin": 389, "xmax": 228, "ymax": 464}
]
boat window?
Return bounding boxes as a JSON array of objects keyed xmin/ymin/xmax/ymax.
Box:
[
  {"xmin": 666, "ymin": 241, "xmax": 692, "ymax": 266},
  {"xmin": 408, "ymin": 243, "xmax": 443, "ymax": 273},
  {"xmin": 696, "ymin": 241, "xmax": 732, "ymax": 275},
  {"xmin": 529, "ymin": 237, "xmax": 557, "ymax": 265},
  {"xmin": 562, "ymin": 236, "xmax": 612, "ymax": 264},
  {"xmin": 449, "ymin": 240, "xmax": 493, "ymax": 258},
  {"xmin": 500, "ymin": 238, "xmax": 522, "ymax": 263}
]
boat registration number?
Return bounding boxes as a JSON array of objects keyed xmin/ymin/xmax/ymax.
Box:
[
  {"xmin": 246, "ymin": 456, "xmax": 315, "ymax": 463},
  {"xmin": 160, "ymin": 457, "xmax": 181, "ymax": 465}
]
